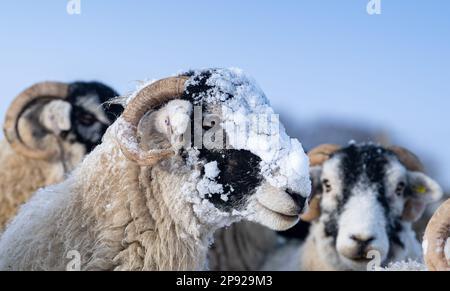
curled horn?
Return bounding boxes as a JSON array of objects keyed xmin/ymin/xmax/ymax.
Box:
[
  {"xmin": 387, "ymin": 145, "xmax": 425, "ymax": 172},
  {"xmin": 423, "ymin": 199, "xmax": 450, "ymax": 271},
  {"xmin": 116, "ymin": 76, "xmax": 189, "ymax": 166},
  {"xmin": 3, "ymin": 82, "xmax": 69, "ymax": 160},
  {"xmin": 300, "ymin": 144, "xmax": 341, "ymax": 222}
]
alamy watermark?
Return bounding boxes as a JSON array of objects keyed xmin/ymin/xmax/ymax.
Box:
[
  {"xmin": 67, "ymin": 0, "xmax": 81, "ymax": 15},
  {"xmin": 366, "ymin": 250, "xmax": 382, "ymax": 271},
  {"xmin": 367, "ymin": 0, "xmax": 382, "ymax": 15},
  {"xmin": 66, "ymin": 250, "xmax": 81, "ymax": 271},
  {"xmin": 158, "ymin": 106, "xmax": 282, "ymax": 152}
]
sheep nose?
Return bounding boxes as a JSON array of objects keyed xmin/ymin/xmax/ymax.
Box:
[
  {"xmin": 350, "ymin": 235, "xmax": 376, "ymax": 246},
  {"xmin": 286, "ymin": 190, "xmax": 307, "ymax": 214}
]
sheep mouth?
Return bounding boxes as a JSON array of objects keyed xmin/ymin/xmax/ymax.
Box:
[{"xmin": 256, "ymin": 200, "xmax": 300, "ymax": 220}]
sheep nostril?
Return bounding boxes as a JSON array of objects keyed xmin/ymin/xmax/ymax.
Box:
[
  {"xmin": 350, "ymin": 235, "xmax": 376, "ymax": 246},
  {"xmin": 286, "ymin": 190, "xmax": 307, "ymax": 214}
]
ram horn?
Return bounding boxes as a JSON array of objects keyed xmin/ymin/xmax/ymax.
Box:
[
  {"xmin": 3, "ymin": 82, "xmax": 69, "ymax": 160},
  {"xmin": 387, "ymin": 145, "xmax": 425, "ymax": 172},
  {"xmin": 300, "ymin": 144, "xmax": 341, "ymax": 222},
  {"xmin": 423, "ymin": 199, "xmax": 450, "ymax": 271},
  {"xmin": 116, "ymin": 76, "xmax": 189, "ymax": 166}
]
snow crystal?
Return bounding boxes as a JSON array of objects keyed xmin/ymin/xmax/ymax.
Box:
[
  {"xmin": 422, "ymin": 239, "xmax": 429, "ymax": 256},
  {"xmin": 204, "ymin": 161, "xmax": 220, "ymax": 179}
]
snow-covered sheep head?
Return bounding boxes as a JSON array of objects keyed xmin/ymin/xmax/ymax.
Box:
[
  {"xmin": 4, "ymin": 81, "xmax": 123, "ymax": 167},
  {"xmin": 116, "ymin": 68, "xmax": 311, "ymax": 232},
  {"xmin": 302, "ymin": 143, "xmax": 442, "ymax": 270}
]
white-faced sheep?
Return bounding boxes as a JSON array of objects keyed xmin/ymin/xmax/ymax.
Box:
[
  {"xmin": 423, "ymin": 198, "xmax": 450, "ymax": 271},
  {"xmin": 263, "ymin": 143, "xmax": 443, "ymax": 271},
  {"xmin": 0, "ymin": 81, "xmax": 123, "ymax": 229},
  {"xmin": 0, "ymin": 68, "xmax": 311, "ymax": 271}
]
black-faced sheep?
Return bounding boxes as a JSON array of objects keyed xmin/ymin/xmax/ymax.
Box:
[
  {"xmin": 0, "ymin": 68, "xmax": 311, "ymax": 271},
  {"xmin": 0, "ymin": 81, "xmax": 123, "ymax": 229},
  {"xmin": 298, "ymin": 143, "xmax": 443, "ymax": 270},
  {"xmin": 423, "ymin": 198, "xmax": 450, "ymax": 271},
  {"xmin": 263, "ymin": 143, "xmax": 443, "ymax": 271}
]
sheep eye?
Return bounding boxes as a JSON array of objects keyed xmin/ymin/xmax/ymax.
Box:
[
  {"xmin": 79, "ymin": 113, "xmax": 96, "ymax": 126},
  {"xmin": 395, "ymin": 182, "xmax": 406, "ymax": 196},
  {"xmin": 322, "ymin": 179, "xmax": 332, "ymax": 193}
]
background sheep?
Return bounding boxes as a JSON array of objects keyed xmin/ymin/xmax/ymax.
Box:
[
  {"xmin": 0, "ymin": 81, "xmax": 123, "ymax": 229},
  {"xmin": 295, "ymin": 143, "xmax": 442, "ymax": 270},
  {"xmin": 0, "ymin": 68, "xmax": 311, "ymax": 271}
]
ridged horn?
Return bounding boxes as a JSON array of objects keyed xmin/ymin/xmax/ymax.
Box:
[
  {"xmin": 116, "ymin": 76, "xmax": 189, "ymax": 166},
  {"xmin": 423, "ymin": 199, "xmax": 450, "ymax": 271},
  {"xmin": 3, "ymin": 82, "xmax": 69, "ymax": 160},
  {"xmin": 301, "ymin": 144, "xmax": 341, "ymax": 222}
]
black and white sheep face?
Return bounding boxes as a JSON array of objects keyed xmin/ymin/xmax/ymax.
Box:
[
  {"xmin": 137, "ymin": 69, "xmax": 312, "ymax": 231},
  {"xmin": 65, "ymin": 82, "xmax": 123, "ymax": 153},
  {"xmin": 311, "ymin": 144, "xmax": 441, "ymax": 270}
]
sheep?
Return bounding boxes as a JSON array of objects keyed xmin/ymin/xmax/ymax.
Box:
[
  {"xmin": 0, "ymin": 68, "xmax": 312, "ymax": 271},
  {"xmin": 0, "ymin": 81, "xmax": 123, "ymax": 229},
  {"xmin": 263, "ymin": 143, "xmax": 443, "ymax": 271},
  {"xmin": 299, "ymin": 143, "xmax": 444, "ymax": 270},
  {"xmin": 423, "ymin": 198, "xmax": 450, "ymax": 271}
]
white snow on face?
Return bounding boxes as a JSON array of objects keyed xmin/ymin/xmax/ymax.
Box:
[
  {"xmin": 196, "ymin": 161, "xmax": 224, "ymax": 198},
  {"xmin": 186, "ymin": 68, "xmax": 311, "ymax": 198},
  {"xmin": 314, "ymin": 147, "xmax": 416, "ymax": 270},
  {"xmin": 336, "ymin": 183, "xmax": 390, "ymax": 267}
]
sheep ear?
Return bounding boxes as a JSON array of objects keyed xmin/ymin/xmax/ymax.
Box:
[
  {"xmin": 403, "ymin": 172, "xmax": 443, "ymax": 222},
  {"xmin": 40, "ymin": 100, "xmax": 72, "ymax": 135},
  {"xmin": 301, "ymin": 166, "xmax": 322, "ymax": 222},
  {"xmin": 139, "ymin": 100, "xmax": 193, "ymax": 154}
]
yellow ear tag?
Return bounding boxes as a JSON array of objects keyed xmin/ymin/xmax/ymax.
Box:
[{"xmin": 415, "ymin": 185, "xmax": 427, "ymax": 194}]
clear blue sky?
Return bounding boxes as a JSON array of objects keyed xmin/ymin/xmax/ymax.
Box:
[{"xmin": 1, "ymin": 1, "xmax": 449, "ymax": 187}]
